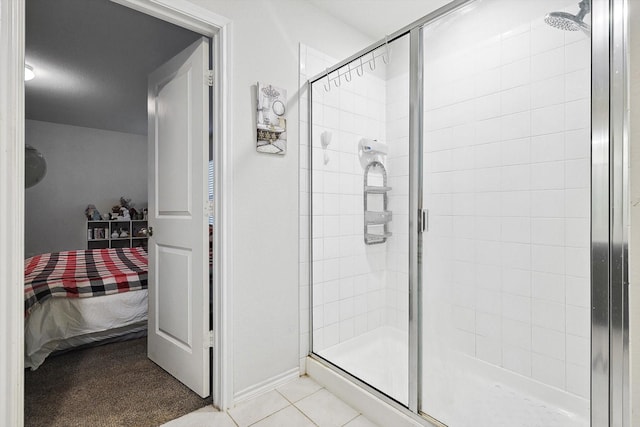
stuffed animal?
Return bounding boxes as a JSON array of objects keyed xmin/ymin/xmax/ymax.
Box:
[
  {"xmin": 120, "ymin": 196, "xmax": 132, "ymax": 209},
  {"xmin": 120, "ymin": 206, "xmax": 131, "ymax": 220},
  {"xmin": 84, "ymin": 204, "xmax": 102, "ymax": 221}
]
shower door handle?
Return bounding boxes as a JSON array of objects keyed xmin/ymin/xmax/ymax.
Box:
[{"xmin": 418, "ymin": 209, "xmax": 428, "ymax": 233}]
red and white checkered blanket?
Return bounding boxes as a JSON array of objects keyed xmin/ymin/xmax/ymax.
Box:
[{"xmin": 24, "ymin": 247, "xmax": 148, "ymax": 317}]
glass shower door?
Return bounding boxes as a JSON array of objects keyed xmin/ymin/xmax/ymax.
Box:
[
  {"xmin": 310, "ymin": 34, "xmax": 411, "ymax": 405},
  {"xmin": 419, "ymin": 0, "xmax": 591, "ymax": 425}
]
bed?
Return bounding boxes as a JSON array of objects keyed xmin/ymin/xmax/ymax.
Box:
[{"xmin": 24, "ymin": 247, "xmax": 148, "ymax": 370}]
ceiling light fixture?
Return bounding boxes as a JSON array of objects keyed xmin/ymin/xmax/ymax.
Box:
[{"xmin": 25, "ymin": 65, "xmax": 35, "ymax": 81}]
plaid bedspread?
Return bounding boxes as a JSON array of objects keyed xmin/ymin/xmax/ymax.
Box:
[{"xmin": 24, "ymin": 247, "xmax": 148, "ymax": 317}]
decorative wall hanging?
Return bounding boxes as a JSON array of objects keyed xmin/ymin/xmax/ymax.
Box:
[
  {"xmin": 25, "ymin": 145, "xmax": 47, "ymax": 188},
  {"xmin": 256, "ymin": 82, "xmax": 287, "ymax": 155}
]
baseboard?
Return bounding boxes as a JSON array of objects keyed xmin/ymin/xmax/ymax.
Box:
[{"xmin": 233, "ymin": 367, "xmax": 299, "ymax": 404}]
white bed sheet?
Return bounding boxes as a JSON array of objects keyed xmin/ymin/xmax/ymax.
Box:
[{"xmin": 25, "ymin": 290, "xmax": 148, "ymax": 370}]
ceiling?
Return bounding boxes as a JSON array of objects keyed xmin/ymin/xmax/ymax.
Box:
[
  {"xmin": 308, "ymin": 0, "xmax": 452, "ymax": 40},
  {"xmin": 25, "ymin": 0, "xmax": 200, "ymax": 135},
  {"xmin": 25, "ymin": 0, "xmax": 452, "ymax": 136}
]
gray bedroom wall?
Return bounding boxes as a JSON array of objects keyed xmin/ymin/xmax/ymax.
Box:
[{"xmin": 25, "ymin": 119, "xmax": 147, "ymax": 257}]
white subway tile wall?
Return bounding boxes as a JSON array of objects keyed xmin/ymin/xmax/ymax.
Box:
[
  {"xmin": 300, "ymin": 43, "xmax": 410, "ymax": 367},
  {"xmin": 422, "ymin": 6, "xmax": 590, "ymax": 400},
  {"xmin": 385, "ymin": 70, "xmax": 410, "ymax": 333}
]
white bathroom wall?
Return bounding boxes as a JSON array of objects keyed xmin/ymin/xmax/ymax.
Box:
[
  {"xmin": 188, "ymin": 0, "xmax": 374, "ymax": 398},
  {"xmin": 24, "ymin": 120, "xmax": 147, "ymax": 257},
  {"xmin": 421, "ymin": 0, "xmax": 591, "ymax": 402}
]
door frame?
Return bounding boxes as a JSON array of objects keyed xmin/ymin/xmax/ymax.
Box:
[{"xmin": 0, "ymin": 1, "xmax": 234, "ymax": 424}]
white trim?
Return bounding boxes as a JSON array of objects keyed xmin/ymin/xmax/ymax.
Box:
[
  {"xmin": 112, "ymin": 0, "xmax": 234, "ymax": 410},
  {"xmin": 0, "ymin": 1, "xmax": 25, "ymax": 425},
  {"xmin": 110, "ymin": 0, "xmax": 230, "ymax": 36},
  {"xmin": 212, "ymin": 20, "xmax": 235, "ymax": 411},
  {"xmin": 233, "ymin": 368, "xmax": 300, "ymax": 404},
  {"xmin": 307, "ymin": 358, "xmax": 435, "ymax": 427}
]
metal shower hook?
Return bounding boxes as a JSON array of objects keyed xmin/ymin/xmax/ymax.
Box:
[
  {"xmin": 356, "ymin": 57, "xmax": 365, "ymax": 76},
  {"xmin": 323, "ymin": 68, "xmax": 331, "ymax": 92},
  {"xmin": 345, "ymin": 63, "xmax": 353, "ymax": 82},
  {"xmin": 320, "ymin": 37, "xmax": 390, "ymax": 92},
  {"xmin": 382, "ymin": 35, "xmax": 390, "ymax": 64}
]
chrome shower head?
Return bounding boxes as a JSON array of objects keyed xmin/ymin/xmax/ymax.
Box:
[{"xmin": 545, "ymin": 0, "xmax": 591, "ymax": 36}]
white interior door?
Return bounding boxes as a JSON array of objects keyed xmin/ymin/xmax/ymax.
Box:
[{"xmin": 147, "ymin": 37, "xmax": 210, "ymax": 398}]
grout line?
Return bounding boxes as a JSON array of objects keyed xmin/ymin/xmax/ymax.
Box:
[
  {"xmin": 276, "ymin": 387, "xmax": 324, "ymax": 407},
  {"xmin": 291, "ymin": 404, "xmax": 320, "ymax": 426},
  {"xmin": 291, "ymin": 386, "xmax": 326, "ymax": 409},
  {"xmin": 341, "ymin": 413, "xmax": 362, "ymax": 427},
  {"xmin": 226, "ymin": 411, "xmax": 241, "ymax": 427},
  {"xmin": 246, "ymin": 404, "xmax": 292, "ymax": 426},
  {"xmin": 226, "ymin": 410, "xmax": 240, "ymax": 427},
  {"xmin": 228, "ymin": 392, "xmax": 290, "ymax": 427},
  {"xmin": 275, "ymin": 388, "xmax": 294, "ymax": 404}
]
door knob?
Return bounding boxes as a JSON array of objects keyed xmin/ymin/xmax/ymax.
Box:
[{"xmin": 148, "ymin": 226, "xmax": 153, "ymax": 237}]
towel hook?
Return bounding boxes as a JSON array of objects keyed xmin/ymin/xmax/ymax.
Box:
[
  {"xmin": 382, "ymin": 35, "xmax": 390, "ymax": 64},
  {"xmin": 357, "ymin": 57, "xmax": 364, "ymax": 77},
  {"xmin": 345, "ymin": 64, "xmax": 352, "ymax": 82},
  {"xmin": 323, "ymin": 68, "xmax": 331, "ymax": 92}
]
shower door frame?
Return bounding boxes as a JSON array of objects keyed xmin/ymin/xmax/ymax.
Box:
[
  {"xmin": 592, "ymin": 0, "xmax": 630, "ymax": 426},
  {"xmin": 306, "ymin": 0, "xmax": 629, "ymax": 425}
]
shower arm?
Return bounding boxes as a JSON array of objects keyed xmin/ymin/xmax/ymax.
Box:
[{"xmin": 576, "ymin": 0, "xmax": 590, "ymax": 21}]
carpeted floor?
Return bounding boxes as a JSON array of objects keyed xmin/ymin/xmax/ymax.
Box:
[{"xmin": 24, "ymin": 338, "xmax": 209, "ymax": 427}]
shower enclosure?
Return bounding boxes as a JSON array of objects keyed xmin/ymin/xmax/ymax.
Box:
[{"xmin": 306, "ymin": 0, "xmax": 627, "ymax": 426}]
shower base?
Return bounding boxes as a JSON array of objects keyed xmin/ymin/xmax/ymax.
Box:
[
  {"xmin": 318, "ymin": 326, "xmax": 409, "ymax": 404},
  {"xmin": 316, "ymin": 326, "xmax": 588, "ymax": 427}
]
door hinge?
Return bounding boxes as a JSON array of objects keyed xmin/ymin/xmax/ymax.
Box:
[
  {"xmin": 206, "ymin": 200, "xmax": 214, "ymax": 216},
  {"xmin": 206, "ymin": 70, "xmax": 214, "ymax": 87},
  {"xmin": 207, "ymin": 330, "xmax": 214, "ymax": 348}
]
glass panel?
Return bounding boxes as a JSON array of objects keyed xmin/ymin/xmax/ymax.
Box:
[
  {"xmin": 310, "ymin": 34, "xmax": 411, "ymax": 405},
  {"xmin": 420, "ymin": 0, "xmax": 591, "ymax": 425}
]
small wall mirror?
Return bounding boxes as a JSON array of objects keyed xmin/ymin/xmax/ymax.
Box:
[{"xmin": 25, "ymin": 145, "xmax": 47, "ymax": 188}]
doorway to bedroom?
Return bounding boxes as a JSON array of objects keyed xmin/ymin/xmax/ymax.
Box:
[{"xmin": 23, "ymin": 0, "xmax": 215, "ymax": 425}]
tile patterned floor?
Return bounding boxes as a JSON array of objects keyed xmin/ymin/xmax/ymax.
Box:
[{"xmin": 162, "ymin": 376, "xmax": 379, "ymax": 427}]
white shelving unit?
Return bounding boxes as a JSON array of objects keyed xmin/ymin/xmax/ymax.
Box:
[{"xmin": 87, "ymin": 219, "xmax": 148, "ymax": 249}]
